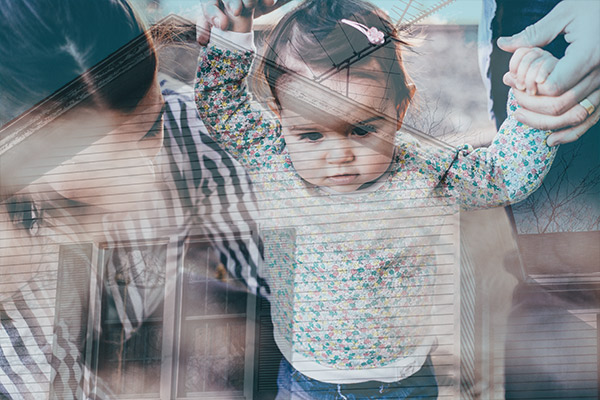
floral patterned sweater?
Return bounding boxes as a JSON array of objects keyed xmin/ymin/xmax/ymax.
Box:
[{"xmin": 195, "ymin": 44, "xmax": 557, "ymax": 382}]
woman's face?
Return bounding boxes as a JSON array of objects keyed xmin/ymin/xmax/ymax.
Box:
[
  {"xmin": 3, "ymin": 79, "xmax": 165, "ymax": 242},
  {"xmin": 0, "ymin": 80, "xmax": 164, "ymax": 293},
  {"xmin": 0, "ymin": 202, "xmax": 57, "ymax": 300},
  {"xmin": 40, "ymin": 82, "xmax": 163, "ymax": 199}
]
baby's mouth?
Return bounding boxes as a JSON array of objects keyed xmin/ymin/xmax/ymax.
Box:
[{"xmin": 327, "ymin": 174, "xmax": 359, "ymax": 185}]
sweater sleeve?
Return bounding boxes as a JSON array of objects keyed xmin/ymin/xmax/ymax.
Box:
[
  {"xmin": 194, "ymin": 33, "xmax": 282, "ymax": 171},
  {"xmin": 399, "ymin": 91, "xmax": 558, "ymax": 211},
  {"xmin": 440, "ymin": 91, "xmax": 558, "ymax": 210}
]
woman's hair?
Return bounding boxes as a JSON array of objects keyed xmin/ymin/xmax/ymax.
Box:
[
  {"xmin": 258, "ymin": 0, "xmax": 413, "ymax": 115},
  {"xmin": 0, "ymin": 0, "xmax": 157, "ymax": 125}
]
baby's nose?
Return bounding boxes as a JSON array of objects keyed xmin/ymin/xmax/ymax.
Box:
[{"xmin": 326, "ymin": 138, "xmax": 355, "ymax": 164}]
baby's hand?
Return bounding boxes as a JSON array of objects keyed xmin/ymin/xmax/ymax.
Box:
[
  {"xmin": 197, "ymin": 0, "xmax": 277, "ymax": 45},
  {"xmin": 503, "ymin": 47, "xmax": 559, "ymax": 95}
]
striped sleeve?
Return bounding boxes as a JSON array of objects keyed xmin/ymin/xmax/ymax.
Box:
[{"xmin": 161, "ymin": 77, "xmax": 268, "ymax": 296}]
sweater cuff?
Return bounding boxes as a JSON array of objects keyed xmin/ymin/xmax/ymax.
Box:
[{"xmin": 208, "ymin": 27, "xmax": 256, "ymax": 52}]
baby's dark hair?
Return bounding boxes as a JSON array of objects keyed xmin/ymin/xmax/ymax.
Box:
[
  {"xmin": 0, "ymin": 0, "xmax": 157, "ymax": 126},
  {"xmin": 259, "ymin": 0, "xmax": 414, "ymax": 116}
]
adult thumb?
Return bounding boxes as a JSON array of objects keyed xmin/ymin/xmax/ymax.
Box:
[{"xmin": 497, "ymin": 2, "xmax": 568, "ymax": 52}]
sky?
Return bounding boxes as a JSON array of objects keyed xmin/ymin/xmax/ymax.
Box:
[
  {"xmin": 373, "ymin": 0, "xmax": 481, "ymax": 25},
  {"xmin": 156, "ymin": 0, "xmax": 483, "ymax": 25}
]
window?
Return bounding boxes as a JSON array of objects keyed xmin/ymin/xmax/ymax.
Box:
[
  {"xmin": 177, "ymin": 243, "xmax": 251, "ymax": 398},
  {"xmin": 86, "ymin": 236, "xmax": 256, "ymax": 399},
  {"xmin": 96, "ymin": 243, "xmax": 167, "ymax": 397}
]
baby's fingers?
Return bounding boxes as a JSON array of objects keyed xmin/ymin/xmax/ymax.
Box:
[
  {"xmin": 513, "ymin": 48, "xmax": 545, "ymax": 92},
  {"xmin": 524, "ymin": 53, "xmax": 558, "ymax": 95},
  {"xmin": 508, "ymin": 47, "xmax": 533, "ymax": 90},
  {"xmin": 534, "ymin": 54, "xmax": 558, "ymax": 85}
]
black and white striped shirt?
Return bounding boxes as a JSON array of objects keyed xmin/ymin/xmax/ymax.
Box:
[{"xmin": 0, "ymin": 75, "xmax": 265, "ymax": 399}]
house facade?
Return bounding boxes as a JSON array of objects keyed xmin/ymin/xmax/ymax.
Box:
[{"xmin": 0, "ymin": 15, "xmax": 597, "ymax": 400}]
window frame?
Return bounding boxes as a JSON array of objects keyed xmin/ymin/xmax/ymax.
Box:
[{"xmin": 84, "ymin": 233, "xmax": 257, "ymax": 399}]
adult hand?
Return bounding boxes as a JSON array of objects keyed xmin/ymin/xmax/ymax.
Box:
[
  {"xmin": 196, "ymin": 0, "xmax": 291, "ymax": 45},
  {"xmin": 503, "ymin": 74, "xmax": 600, "ymax": 145},
  {"xmin": 497, "ymin": 0, "xmax": 600, "ymax": 144}
]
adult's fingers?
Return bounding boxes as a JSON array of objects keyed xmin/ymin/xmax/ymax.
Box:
[
  {"xmin": 196, "ymin": 1, "xmax": 229, "ymax": 45},
  {"xmin": 197, "ymin": 0, "xmax": 286, "ymax": 44},
  {"xmin": 223, "ymin": 0, "xmax": 288, "ymax": 18},
  {"xmin": 498, "ymin": 0, "xmax": 600, "ymax": 96},
  {"xmin": 223, "ymin": 0, "xmax": 258, "ymax": 16},
  {"xmin": 496, "ymin": 1, "xmax": 568, "ymax": 51},
  {"xmin": 203, "ymin": 1, "xmax": 229, "ymax": 30},
  {"xmin": 222, "ymin": 0, "xmax": 243, "ymax": 16},
  {"xmin": 504, "ymin": 67, "xmax": 600, "ymax": 116},
  {"xmin": 511, "ymin": 88, "xmax": 600, "ymax": 131},
  {"xmin": 540, "ymin": 0, "xmax": 600, "ymax": 95},
  {"xmin": 546, "ymin": 102, "xmax": 600, "ymax": 146},
  {"xmin": 538, "ymin": 40, "xmax": 600, "ymax": 96}
]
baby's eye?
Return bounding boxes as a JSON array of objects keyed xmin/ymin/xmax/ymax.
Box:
[
  {"xmin": 299, "ymin": 132, "xmax": 323, "ymax": 142},
  {"xmin": 352, "ymin": 125, "xmax": 377, "ymax": 137},
  {"xmin": 7, "ymin": 198, "xmax": 42, "ymax": 236}
]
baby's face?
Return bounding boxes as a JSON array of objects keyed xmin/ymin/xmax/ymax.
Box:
[{"xmin": 277, "ymin": 69, "xmax": 398, "ymax": 193}]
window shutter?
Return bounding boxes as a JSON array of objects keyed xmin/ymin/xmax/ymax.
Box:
[
  {"xmin": 254, "ymin": 295, "xmax": 282, "ymax": 398},
  {"xmin": 49, "ymin": 243, "xmax": 93, "ymax": 400}
]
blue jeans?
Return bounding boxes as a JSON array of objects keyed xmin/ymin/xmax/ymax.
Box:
[{"xmin": 275, "ymin": 356, "xmax": 438, "ymax": 400}]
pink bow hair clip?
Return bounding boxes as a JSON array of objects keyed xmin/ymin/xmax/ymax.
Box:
[{"xmin": 340, "ymin": 19, "xmax": 385, "ymax": 45}]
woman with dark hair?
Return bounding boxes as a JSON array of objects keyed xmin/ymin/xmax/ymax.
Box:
[
  {"xmin": 0, "ymin": 0, "xmax": 157, "ymax": 123},
  {"xmin": 0, "ymin": 0, "xmax": 264, "ymax": 398}
]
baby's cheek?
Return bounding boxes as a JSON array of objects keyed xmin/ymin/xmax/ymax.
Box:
[
  {"xmin": 285, "ymin": 146, "xmax": 314, "ymax": 177},
  {"xmin": 363, "ymin": 152, "xmax": 393, "ymax": 175},
  {"xmin": 293, "ymin": 161, "xmax": 319, "ymax": 181}
]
